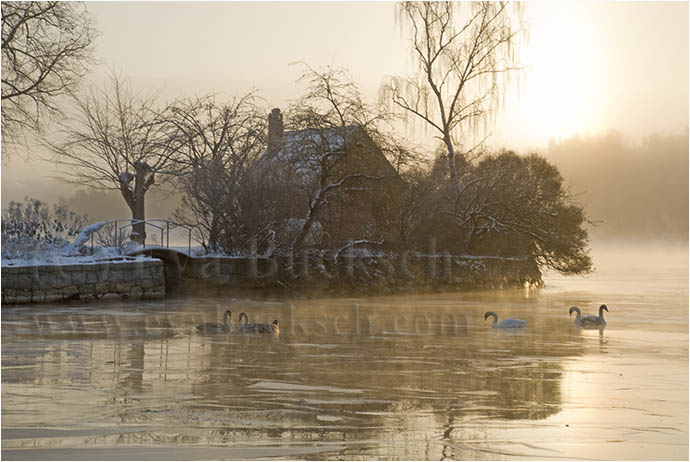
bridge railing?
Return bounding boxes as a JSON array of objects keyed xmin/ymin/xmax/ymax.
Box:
[{"xmin": 89, "ymin": 219, "xmax": 197, "ymax": 256}]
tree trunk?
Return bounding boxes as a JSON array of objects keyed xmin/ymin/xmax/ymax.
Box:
[
  {"xmin": 292, "ymin": 194, "xmax": 324, "ymax": 251},
  {"xmin": 131, "ymin": 194, "xmax": 146, "ymax": 244},
  {"xmin": 118, "ymin": 161, "xmax": 154, "ymax": 245},
  {"xmin": 131, "ymin": 162, "xmax": 153, "ymax": 244},
  {"xmin": 292, "ymin": 216, "xmax": 314, "ymax": 251},
  {"xmin": 444, "ymin": 135, "xmax": 461, "ymax": 189}
]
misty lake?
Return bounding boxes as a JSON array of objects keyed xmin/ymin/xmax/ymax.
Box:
[{"xmin": 1, "ymin": 243, "xmax": 687, "ymax": 460}]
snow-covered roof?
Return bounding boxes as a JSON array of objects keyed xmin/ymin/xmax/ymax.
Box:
[
  {"xmin": 260, "ymin": 125, "xmax": 360, "ymax": 172},
  {"xmin": 256, "ymin": 124, "xmax": 403, "ymax": 190}
]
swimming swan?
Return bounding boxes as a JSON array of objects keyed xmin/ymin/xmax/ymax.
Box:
[
  {"xmin": 569, "ymin": 305, "xmax": 608, "ymax": 328},
  {"xmin": 196, "ymin": 310, "xmax": 232, "ymax": 334},
  {"xmin": 239, "ymin": 312, "xmax": 280, "ymax": 334},
  {"xmin": 484, "ymin": 311, "xmax": 528, "ymax": 328}
]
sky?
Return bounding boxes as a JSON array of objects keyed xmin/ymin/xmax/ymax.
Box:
[
  {"xmin": 2, "ymin": 1, "xmax": 688, "ymax": 205},
  {"xmin": 83, "ymin": 1, "xmax": 689, "ymax": 148}
]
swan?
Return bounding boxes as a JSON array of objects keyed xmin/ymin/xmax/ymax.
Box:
[
  {"xmin": 195, "ymin": 310, "xmax": 232, "ymax": 334},
  {"xmin": 239, "ymin": 312, "xmax": 280, "ymax": 334},
  {"xmin": 484, "ymin": 311, "xmax": 528, "ymax": 329},
  {"xmin": 569, "ymin": 305, "xmax": 607, "ymax": 328}
]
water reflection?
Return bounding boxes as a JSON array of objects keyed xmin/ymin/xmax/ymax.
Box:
[
  {"xmin": 2, "ymin": 246, "xmax": 688, "ymax": 462},
  {"xmin": 1, "ymin": 296, "xmax": 585, "ymax": 459}
]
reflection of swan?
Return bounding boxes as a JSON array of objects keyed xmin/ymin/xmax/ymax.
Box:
[
  {"xmin": 196, "ymin": 310, "xmax": 232, "ymax": 334},
  {"xmin": 239, "ymin": 312, "xmax": 280, "ymax": 334},
  {"xmin": 484, "ymin": 311, "xmax": 528, "ymax": 328},
  {"xmin": 569, "ymin": 305, "xmax": 608, "ymax": 328}
]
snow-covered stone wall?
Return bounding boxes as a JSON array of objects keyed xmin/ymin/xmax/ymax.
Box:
[{"xmin": 2, "ymin": 259, "xmax": 165, "ymax": 304}]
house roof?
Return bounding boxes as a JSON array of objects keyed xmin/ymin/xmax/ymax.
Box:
[
  {"xmin": 257, "ymin": 124, "xmax": 401, "ymax": 186},
  {"xmin": 269, "ymin": 125, "xmax": 356, "ymax": 159},
  {"xmin": 259, "ymin": 125, "xmax": 361, "ymax": 176}
]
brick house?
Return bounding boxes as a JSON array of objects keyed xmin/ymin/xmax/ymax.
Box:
[{"xmin": 258, "ymin": 108, "xmax": 405, "ymax": 247}]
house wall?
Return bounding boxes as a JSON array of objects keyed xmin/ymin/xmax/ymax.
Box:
[{"xmin": 319, "ymin": 130, "xmax": 405, "ymax": 245}]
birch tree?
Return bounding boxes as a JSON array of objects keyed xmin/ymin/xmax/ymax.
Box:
[{"xmin": 384, "ymin": 2, "xmax": 522, "ymax": 188}]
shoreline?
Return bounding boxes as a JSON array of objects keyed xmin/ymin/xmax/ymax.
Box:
[{"xmin": 1, "ymin": 252, "xmax": 542, "ymax": 305}]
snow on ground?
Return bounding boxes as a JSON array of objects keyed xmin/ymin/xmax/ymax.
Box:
[
  {"xmin": 1, "ymin": 253, "xmax": 157, "ymax": 268},
  {"xmin": 60, "ymin": 222, "xmax": 109, "ymax": 256},
  {"xmin": 2, "ymin": 243, "xmax": 156, "ymax": 268}
]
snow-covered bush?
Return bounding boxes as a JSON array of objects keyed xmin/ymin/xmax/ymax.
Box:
[{"xmin": 1, "ymin": 197, "xmax": 88, "ymax": 259}]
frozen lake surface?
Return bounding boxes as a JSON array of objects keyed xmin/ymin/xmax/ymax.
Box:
[{"xmin": 2, "ymin": 243, "xmax": 687, "ymax": 460}]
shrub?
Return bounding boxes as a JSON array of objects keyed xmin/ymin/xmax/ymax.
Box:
[{"xmin": 1, "ymin": 197, "xmax": 88, "ymax": 259}]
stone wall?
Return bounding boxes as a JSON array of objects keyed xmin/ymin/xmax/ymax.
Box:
[
  {"xmin": 2, "ymin": 259, "xmax": 165, "ymax": 304},
  {"xmin": 178, "ymin": 252, "xmax": 542, "ymax": 296}
]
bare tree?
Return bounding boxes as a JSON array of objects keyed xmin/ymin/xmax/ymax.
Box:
[
  {"xmin": 1, "ymin": 1, "xmax": 97, "ymax": 155},
  {"xmin": 168, "ymin": 94, "xmax": 267, "ymax": 253},
  {"xmin": 46, "ymin": 74, "xmax": 179, "ymax": 243},
  {"xmin": 376, "ymin": 135, "xmax": 426, "ymax": 175},
  {"xmin": 283, "ymin": 65, "xmax": 396, "ymax": 250},
  {"xmin": 384, "ymin": 2, "xmax": 522, "ymax": 188}
]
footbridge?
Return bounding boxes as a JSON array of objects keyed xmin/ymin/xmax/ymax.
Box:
[
  {"xmin": 86, "ymin": 218, "xmax": 202, "ymax": 290},
  {"xmin": 127, "ymin": 246, "xmax": 192, "ymax": 288}
]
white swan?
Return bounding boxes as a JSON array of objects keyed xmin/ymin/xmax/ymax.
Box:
[
  {"xmin": 238, "ymin": 312, "xmax": 280, "ymax": 334},
  {"xmin": 484, "ymin": 311, "xmax": 528, "ymax": 329},
  {"xmin": 569, "ymin": 305, "xmax": 608, "ymax": 328},
  {"xmin": 196, "ymin": 310, "xmax": 232, "ymax": 334}
]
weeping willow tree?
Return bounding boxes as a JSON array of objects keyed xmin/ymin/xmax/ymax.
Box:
[{"xmin": 384, "ymin": 1, "xmax": 523, "ymax": 188}]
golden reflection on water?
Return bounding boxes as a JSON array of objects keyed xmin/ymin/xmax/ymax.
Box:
[{"xmin": 2, "ymin": 245, "xmax": 688, "ymax": 460}]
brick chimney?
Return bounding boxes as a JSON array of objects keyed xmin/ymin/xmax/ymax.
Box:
[{"xmin": 267, "ymin": 108, "xmax": 283, "ymax": 152}]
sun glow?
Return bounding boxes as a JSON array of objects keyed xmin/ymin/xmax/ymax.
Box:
[{"xmin": 495, "ymin": 2, "xmax": 609, "ymax": 148}]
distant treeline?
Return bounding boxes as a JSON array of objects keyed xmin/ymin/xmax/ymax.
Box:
[
  {"xmin": 59, "ymin": 188, "xmax": 182, "ymax": 224},
  {"xmin": 544, "ymin": 130, "xmax": 688, "ymax": 242}
]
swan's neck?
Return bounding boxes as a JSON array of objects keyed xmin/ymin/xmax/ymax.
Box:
[
  {"xmin": 223, "ymin": 312, "xmax": 231, "ymax": 329},
  {"xmin": 573, "ymin": 309, "xmax": 582, "ymax": 322},
  {"xmin": 489, "ymin": 314, "xmax": 498, "ymax": 327},
  {"xmin": 599, "ymin": 306, "xmax": 606, "ymax": 320},
  {"xmin": 240, "ymin": 313, "xmax": 248, "ymax": 328}
]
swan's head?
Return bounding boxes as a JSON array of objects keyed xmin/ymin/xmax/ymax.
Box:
[
  {"xmin": 484, "ymin": 311, "xmax": 496, "ymax": 321},
  {"xmin": 272, "ymin": 320, "xmax": 279, "ymax": 326},
  {"xmin": 600, "ymin": 304, "xmax": 609, "ymax": 312},
  {"xmin": 224, "ymin": 310, "xmax": 232, "ymax": 317},
  {"xmin": 569, "ymin": 306, "xmax": 579, "ymax": 316}
]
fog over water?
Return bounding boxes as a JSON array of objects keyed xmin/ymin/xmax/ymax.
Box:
[
  {"xmin": 543, "ymin": 130, "xmax": 688, "ymax": 242},
  {"xmin": 2, "ymin": 242, "xmax": 687, "ymax": 460}
]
